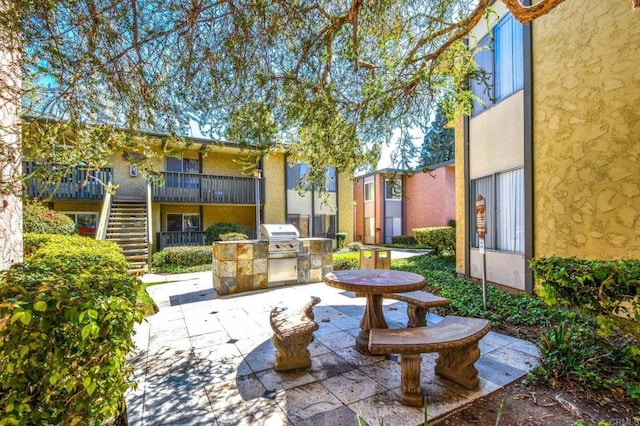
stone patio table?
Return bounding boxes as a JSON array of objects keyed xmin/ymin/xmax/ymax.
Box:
[{"xmin": 323, "ymin": 269, "xmax": 425, "ymax": 355}]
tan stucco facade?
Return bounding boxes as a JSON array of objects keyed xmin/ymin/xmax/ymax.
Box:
[
  {"xmin": 457, "ymin": 0, "xmax": 640, "ymax": 291},
  {"xmin": 337, "ymin": 174, "xmax": 354, "ymax": 243},
  {"xmin": 532, "ymin": 0, "xmax": 640, "ymax": 260},
  {"xmin": 263, "ymin": 151, "xmax": 286, "ymax": 224}
]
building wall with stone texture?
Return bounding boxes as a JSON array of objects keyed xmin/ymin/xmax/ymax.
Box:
[{"xmin": 532, "ymin": 0, "xmax": 640, "ymax": 259}]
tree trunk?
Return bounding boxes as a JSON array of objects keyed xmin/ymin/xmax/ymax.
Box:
[{"xmin": 0, "ymin": 26, "xmax": 22, "ymax": 271}]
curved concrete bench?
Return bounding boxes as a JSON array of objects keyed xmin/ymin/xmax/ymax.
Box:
[
  {"xmin": 369, "ymin": 315, "xmax": 491, "ymax": 406},
  {"xmin": 385, "ymin": 290, "xmax": 451, "ymax": 327},
  {"xmin": 270, "ymin": 296, "xmax": 321, "ymax": 372}
]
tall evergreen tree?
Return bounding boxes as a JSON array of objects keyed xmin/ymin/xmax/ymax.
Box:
[{"xmin": 420, "ymin": 105, "xmax": 454, "ymax": 168}]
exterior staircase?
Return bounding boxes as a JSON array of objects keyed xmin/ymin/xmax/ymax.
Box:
[{"xmin": 106, "ymin": 198, "xmax": 149, "ymax": 274}]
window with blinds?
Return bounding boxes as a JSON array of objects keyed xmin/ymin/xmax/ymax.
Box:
[{"xmin": 471, "ymin": 168, "xmax": 524, "ymax": 253}]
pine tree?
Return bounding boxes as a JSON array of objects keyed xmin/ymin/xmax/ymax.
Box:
[{"xmin": 420, "ymin": 105, "xmax": 455, "ymax": 168}]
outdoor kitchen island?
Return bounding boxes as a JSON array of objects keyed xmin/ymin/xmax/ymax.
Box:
[{"xmin": 212, "ymin": 225, "xmax": 333, "ymax": 295}]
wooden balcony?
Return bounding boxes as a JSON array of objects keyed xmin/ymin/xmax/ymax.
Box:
[
  {"xmin": 23, "ymin": 162, "xmax": 113, "ymax": 201},
  {"xmin": 152, "ymin": 172, "xmax": 264, "ymax": 204}
]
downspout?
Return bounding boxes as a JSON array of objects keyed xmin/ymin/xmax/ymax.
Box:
[
  {"xmin": 464, "ymin": 115, "xmax": 471, "ymax": 279},
  {"xmin": 523, "ymin": 3, "xmax": 534, "ymax": 293}
]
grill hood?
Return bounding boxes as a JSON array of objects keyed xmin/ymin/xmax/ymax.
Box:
[{"xmin": 260, "ymin": 224, "xmax": 300, "ymax": 241}]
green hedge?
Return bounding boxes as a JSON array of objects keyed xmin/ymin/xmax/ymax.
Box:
[
  {"xmin": 23, "ymin": 201, "xmax": 76, "ymax": 235},
  {"xmin": 152, "ymin": 246, "xmax": 212, "ymax": 268},
  {"xmin": 530, "ymin": 256, "xmax": 640, "ymax": 343},
  {"xmin": 205, "ymin": 223, "xmax": 244, "ymax": 244},
  {"xmin": 413, "ymin": 226, "xmax": 455, "ymax": 254},
  {"xmin": 0, "ymin": 235, "xmax": 143, "ymax": 425},
  {"xmin": 391, "ymin": 235, "xmax": 417, "ymax": 245},
  {"xmin": 220, "ymin": 232, "xmax": 248, "ymax": 241}
]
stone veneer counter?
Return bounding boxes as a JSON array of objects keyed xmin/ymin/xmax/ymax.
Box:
[{"xmin": 212, "ymin": 238, "xmax": 333, "ymax": 295}]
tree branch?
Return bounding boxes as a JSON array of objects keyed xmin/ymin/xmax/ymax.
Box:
[{"xmin": 501, "ymin": 0, "xmax": 567, "ymax": 24}]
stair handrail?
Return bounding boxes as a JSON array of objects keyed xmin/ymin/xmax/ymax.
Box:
[
  {"xmin": 146, "ymin": 179, "xmax": 153, "ymax": 264},
  {"xmin": 95, "ymin": 180, "xmax": 114, "ymax": 240}
]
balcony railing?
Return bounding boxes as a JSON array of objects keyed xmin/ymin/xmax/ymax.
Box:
[
  {"xmin": 23, "ymin": 162, "xmax": 113, "ymax": 201},
  {"xmin": 156, "ymin": 229, "xmax": 258, "ymax": 250},
  {"xmin": 152, "ymin": 172, "xmax": 264, "ymax": 204}
]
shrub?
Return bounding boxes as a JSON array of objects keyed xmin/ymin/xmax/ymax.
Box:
[
  {"xmin": 346, "ymin": 242, "xmax": 363, "ymax": 252},
  {"xmin": 529, "ymin": 257, "xmax": 640, "ymax": 344},
  {"xmin": 333, "ymin": 252, "xmax": 359, "ymax": 270},
  {"xmin": 220, "ymin": 232, "xmax": 248, "ymax": 241},
  {"xmin": 413, "ymin": 226, "xmax": 455, "ymax": 254},
  {"xmin": 0, "ymin": 235, "xmax": 143, "ymax": 425},
  {"xmin": 391, "ymin": 235, "xmax": 417, "ymax": 245},
  {"xmin": 23, "ymin": 201, "xmax": 76, "ymax": 235},
  {"xmin": 205, "ymin": 222, "xmax": 244, "ymax": 244},
  {"xmin": 335, "ymin": 232, "xmax": 347, "ymax": 249},
  {"xmin": 151, "ymin": 246, "xmax": 212, "ymax": 268}
]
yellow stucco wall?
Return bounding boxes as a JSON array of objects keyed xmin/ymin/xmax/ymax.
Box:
[
  {"xmin": 533, "ymin": 0, "xmax": 640, "ymax": 259},
  {"xmin": 338, "ymin": 174, "xmax": 354, "ymax": 243},
  {"xmin": 454, "ymin": 118, "xmax": 466, "ymax": 275},
  {"xmin": 202, "ymin": 205, "xmax": 255, "ymax": 233},
  {"xmin": 111, "ymin": 152, "xmax": 147, "ymax": 198},
  {"xmin": 51, "ymin": 201, "xmax": 102, "ymax": 213},
  {"xmin": 263, "ymin": 152, "xmax": 286, "ymax": 224}
]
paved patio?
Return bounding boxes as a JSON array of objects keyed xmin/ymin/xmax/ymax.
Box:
[{"xmin": 126, "ymin": 270, "xmax": 540, "ymax": 425}]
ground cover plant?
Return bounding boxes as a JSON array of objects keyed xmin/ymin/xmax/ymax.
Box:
[
  {"xmin": 333, "ymin": 251, "xmax": 360, "ymax": 270},
  {"xmin": 392, "ymin": 253, "xmax": 640, "ymax": 413},
  {"xmin": 0, "ymin": 234, "xmax": 144, "ymax": 425}
]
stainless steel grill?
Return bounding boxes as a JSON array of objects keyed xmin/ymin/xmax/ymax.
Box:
[{"xmin": 260, "ymin": 224, "xmax": 300, "ymax": 282}]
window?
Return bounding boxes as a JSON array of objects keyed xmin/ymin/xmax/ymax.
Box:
[
  {"xmin": 287, "ymin": 163, "xmax": 310, "ymax": 190},
  {"xmin": 471, "ymin": 13, "xmax": 524, "ymax": 115},
  {"xmin": 365, "ymin": 217, "xmax": 375, "ymax": 238},
  {"xmin": 166, "ymin": 157, "xmax": 200, "ymax": 173},
  {"xmin": 313, "ymin": 214, "xmax": 336, "ymax": 238},
  {"xmin": 325, "ymin": 166, "xmax": 337, "ymax": 192},
  {"xmin": 471, "ymin": 168, "xmax": 524, "ymax": 253},
  {"xmin": 65, "ymin": 212, "xmax": 98, "ymax": 236},
  {"xmin": 287, "ymin": 163, "xmax": 336, "ymax": 192},
  {"xmin": 167, "ymin": 213, "xmax": 200, "ymax": 232},
  {"xmin": 287, "ymin": 214, "xmax": 310, "ymax": 237},
  {"xmin": 385, "ymin": 179, "xmax": 402, "ymax": 200},
  {"xmin": 364, "ymin": 182, "xmax": 374, "ymax": 201},
  {"xmin": 165, "ymin": 157, "xmax": 200, "ymax": 188}
]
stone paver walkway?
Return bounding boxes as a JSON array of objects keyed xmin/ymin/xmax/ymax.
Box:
[{"xmin": 126, "ymin": 271, "xmax": 540, "ymax": 425}]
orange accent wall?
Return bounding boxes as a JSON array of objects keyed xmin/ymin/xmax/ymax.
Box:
[
  {"xmin": 405, "ymin": 166, "xmax": 456, "ymax": 233},
  {"xmin": 375, "ymin": 174, "xmax": 384, "ymax": 244},
  {"xmin": 354, "ymin": 165, "xmax": 456, "ymax": 244}
]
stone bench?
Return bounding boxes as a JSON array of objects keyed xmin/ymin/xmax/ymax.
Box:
[
  {"xmin": 369, "ymin": 315, "xmax": 491, "ymax": 406},
  {"xmin": 270, "ymin": 296, "xmax": 321, "ymax": 372},
  {"xmin": 385, "ymin": 290, "xmax": 451, "ymax": 327}
]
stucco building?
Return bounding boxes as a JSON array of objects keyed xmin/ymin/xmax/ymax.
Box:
[
  {"xmin": 353, "ymin": 161, "xmax": 455, "ymax": 244},
  {"xmin": 25, "ymin": 133, "xmax": 354, "ymax": 271},
  {"xmin": 455, "ymin": 0, "xmax": 640, "ymax": 292}
]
